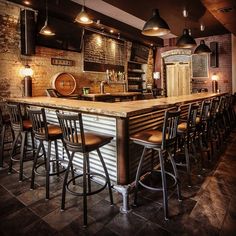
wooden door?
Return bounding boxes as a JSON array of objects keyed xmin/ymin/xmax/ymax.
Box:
[
  {"xmin": 166, "ymin": 64, "xmax": 178, "ymax": 97},
  {"xmin": 178, "ymin": 63, "xmax": 190, "ymax": 96},
  {"xmin": 166, "ymin": 62, "xmax": 190, "ymax": 97}
]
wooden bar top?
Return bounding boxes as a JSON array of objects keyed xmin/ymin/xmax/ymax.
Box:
[{"xmin": 7, "ymin": 93, "xmax": 223, "ymax": 118}]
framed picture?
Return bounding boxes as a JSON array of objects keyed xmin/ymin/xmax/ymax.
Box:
[{"xmin": 191, "ymin": 54, "xmax": 209, "ymax": 78}]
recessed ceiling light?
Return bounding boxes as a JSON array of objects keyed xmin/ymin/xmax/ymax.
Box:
[{"xmin": 110, "ymin": 29, "xmax": 114, "ymax": 33}]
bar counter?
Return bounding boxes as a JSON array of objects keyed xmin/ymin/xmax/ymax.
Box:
[
  {"xmin": 7, "ymin": 92, "xmax": 221, "ymax": 118},
  {"xmin": 7, "ymin": 92, "xmax": 223, "ymax": 212}
]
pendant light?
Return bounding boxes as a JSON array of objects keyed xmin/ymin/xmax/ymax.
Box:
[
  {"xmin": 142, "ymin": 9, "xmax": 170, "ymax": 36},
  {"xmin": 194, "ymin": 40, "xmax": 211, "ymax": 54},
  {"xmin": 176, "ymin": 28, "xmax": 196, "ymax": 48},
  {"xmin": 176, "ymin": 8, "xmax": 196, "ymax": 48},
  {"xmin": 39, "ymin": 0, "xmax": 55, "ymax": 36},
  {"xmin": 75, "ymin": 0, "xmax": 93, "ymax": 25}
]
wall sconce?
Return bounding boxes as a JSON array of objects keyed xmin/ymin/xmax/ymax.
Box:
[
  {"xmin": 19, "ymin": 65, "xmax": 33, "ymax": 97},
  {"xmin": 211, "ymin": 74, "xmax": 219, "ymax": 93},
  {"xmin": 153, "ymin": 71, "xmax": 160, "ymax": 80}
]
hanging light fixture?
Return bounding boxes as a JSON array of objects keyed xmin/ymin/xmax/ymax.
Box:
[
  {"xmin": 176, "ymin": 8, "xmax": 196, "ymax": 48},
  {"xmin": 194, "ymin": 40, "xmax": 211, "ymax": 54},
  {"xmin": 75, "ymin": 0, "xmax": 93, "ymax": 25},
  {"xmin": 142, "ymin": 9, "xmax": 170, "ymax": 36},
  {"xmin": 176, "ymin": 28, "xmax": 196, "ymax": 48},
  {"xmin": 39, "ymin": 0, "xmax": 55, "ymax": 36}
]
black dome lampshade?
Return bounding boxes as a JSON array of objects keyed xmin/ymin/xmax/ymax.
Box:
[
  {"xmin": 142, "ymin": 9, "xmax": 170, "ymax": 36},
  {"xmin": 39, "ymin": 0, "xmax": 55, "ymax": 36},
  {"xmin": 176, "ymin": 28, "xmax": 196, "ymax": 48},
  {"xmin": 194, "ymin": 40, "xmax": 212, "ymax": 54}
]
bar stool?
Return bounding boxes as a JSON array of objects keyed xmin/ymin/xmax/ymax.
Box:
[
  {"xmin": 56, "ymin": 111, "xmax": 114, "ymax": 226},
  {"xmin": 130, "ymin": 109, "xmax": 181, "ymax": 220},
  {"xmin": 196, "ymin": 100, "xmax": 212, "ymax": 163},
  {"xmin": 177, "ymin": 103, "xmax": 199, "ymax": 186},
  {"xmin": 0, "ymin": 104, "xmax": 14, "ymax": 168},
  {"xmin": 208, "ymin": 97, "xmax": 221, "ymax": 155},
  {"xmin": 28, "ymin": 108, "xmax": 65, "ymax": 200},
  {"xmin": 7, "ymin": 103, "xmax": 34, "ymax": 181}
]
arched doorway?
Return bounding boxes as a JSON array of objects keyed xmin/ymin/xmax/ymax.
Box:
[{"xmin": 161, "ymin": 49, "xmax": 192, "ymax": 97}]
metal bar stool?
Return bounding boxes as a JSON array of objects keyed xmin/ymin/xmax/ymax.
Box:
[
  {"xmin": 28, "ymin": 108, "xmax": 65, "ymax": 200},
  {"xmin": 208, "ymin": 97, "xmax": 221, "ymax": 155},
  {"xmin": 7, "ymin": 103, "xmax": 34, "ymax": 181},
  {"xmin": 56, "ymin": 111, "xmax": 114, "ymax": 227},
  {"xmin": 177, "ymin": 103, "xmax": 199, "ymax": 186},
  {"xmin": 196, "ymin": 100, "xmax": 212, "ymax": 163},
  {"xmin": 0, "ymin": 103, "xmax": 14, "ymax": 168},
  {"xmin": 130, "ymin": 109, "xmax": 181, "ymax": 220}
]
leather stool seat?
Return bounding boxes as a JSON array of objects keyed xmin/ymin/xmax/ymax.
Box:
[
  {"xmin": 131, "ymin": 130, "xmax": 163, "ymax": 147},
  {"xmin": 69, "ymin": 132, "xmax": 112, "ymax": 152},
  {"xmin": 177, "ymin": 122, "xmax": 187, "ymax": 133}
]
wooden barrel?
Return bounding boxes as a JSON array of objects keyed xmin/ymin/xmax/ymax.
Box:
[{"xmin": 51, "ymin": 72, "xmax": 76, "ymax": 96}]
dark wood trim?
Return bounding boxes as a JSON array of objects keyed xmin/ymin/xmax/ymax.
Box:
[{"xmin": 116, "ymin": 117, "xmax": 129, "ymax": 185}]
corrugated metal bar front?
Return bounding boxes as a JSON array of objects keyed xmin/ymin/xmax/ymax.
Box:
[{"xmin": 45, "ymin": 109, "xmax": 118, "ymax": 184}]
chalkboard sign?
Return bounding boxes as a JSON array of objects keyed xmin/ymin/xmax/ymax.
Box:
[
  {"xmin": 191, "ymin": 54, "xmax": 209, "ymax": 78},
  {"xmin": 84, "ymin": 31, "xmax": 125, "ymax": 72}
]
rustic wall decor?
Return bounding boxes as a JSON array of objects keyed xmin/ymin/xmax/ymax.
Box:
[
  {"xmin": 51, "ymin": 58, "xmax": 75, "ymax": 66},
  {"xmin": 191, "ymin": 54, "xmax": 209, "ymax": 78}
]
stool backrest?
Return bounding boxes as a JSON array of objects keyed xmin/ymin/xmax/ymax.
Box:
[
  {"xmin": 162, "ymin": 109, "xmax": 181, "ymax": 149},
  {"xmin": 56, "ymin": 112, "xmax": 85, "ymax": 152},
  {"xmin": 28, "ymin": 108, "xmax": 48, "ymax": 140},
  {"xmin": 218, "ymin": 96, "xmax": 226, "ymax": 114},
  {"xmin": 7, "ymin": 103, "xmax": 24, "ymax": 132},
  {"xmin": 199, "ymin": 100, "xmax": 211, "ymax": 123},
  {"xmin": 187, "ymin": 103, "xmax": 199, "ymax": 132},
  {"xmin": 210, "ymin": 97, "xmax": 219, "ymax": 119}
]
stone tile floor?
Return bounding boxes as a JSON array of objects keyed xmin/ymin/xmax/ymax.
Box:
[{"xmin": 1, "ymin": 132, "xmax": 236, "ymax": 235}]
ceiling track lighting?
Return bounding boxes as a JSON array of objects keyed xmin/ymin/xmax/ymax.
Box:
[
  {"xmin": 75, "ymin": 0, "xmax": 93, "ymax": 25},
  {"xmin": 142, "ymin": 9, "xmax": 170, "ymax": 36},
  {"xmin": 39, "ymin": 0, "xmax": 55, "ymax": 36}
]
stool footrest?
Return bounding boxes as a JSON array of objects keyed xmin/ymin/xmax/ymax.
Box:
[
  {"xmin": 34, "ymin": 159, "xmax": 66, "ymax": 176},
  {"xmin": 66, "ymin": 172, "xmax": 108, "ymax": 197},
  {"xmin": 138, "ymin": 170, "xmax": 177, "ymax": 191}
]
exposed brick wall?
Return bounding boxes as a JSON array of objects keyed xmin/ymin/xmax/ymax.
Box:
[
  {"xmin": 155, "ymin": 34, "xmax": 232, "ymax": 93},
  {"xmin": 0, "ymin": 0, "xmax": 154, "ymax": 98}
]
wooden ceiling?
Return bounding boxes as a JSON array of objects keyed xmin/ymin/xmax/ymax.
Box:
[{"xmin": 7, "ymin": 0, "xmax": 234, "ymax": 47}]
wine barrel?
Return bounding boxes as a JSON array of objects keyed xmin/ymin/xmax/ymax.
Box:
[{"xmin": 51, "ymin": 72, "xmax": 76, "ymax": 96}]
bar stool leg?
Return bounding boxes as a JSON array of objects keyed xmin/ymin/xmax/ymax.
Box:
[
  {"xmin": 8, "ymin": 132, "xmax": 20, "ymax": 174},
  {"xmin": 46, "ymin": 140, "xmax": 51, "ymax": 200},
  {"xmin": 133, "ymin": 147, "xmax": 146, "ymax": 206},
  {"xmin": 97, "ymin": 149, "xmax": 113, "ymax": 205},
  {"xmin": 184, "ymin": 142, "xmax": 192, "ymax": 187},
  {"xmin": 0, "ymin": 124, "xmax": 6, "ymax": 167},
  {"xmin": 61, "ymin": 149, "xmax": 74, "ymax": 210},
  {"xmin": 168, "ymin": 150, "xmax": 182, "ymax": 201},
  {"xmin": 54, "ymin": 140, "xmax": 60, "ymax": 177},
  {"xmin": 85, "ymin": 152, "xmax": 91, "ymax": 193},
  {"xmin": 31, "ymin": 141, "xmax": 42, "ymax": 190},
  {"xmin": 83, "ymin": 153, "xmax": 88, "ymax": 226},
  {"xmin": 158, "ymin": 149, "xmax": 169, "ymax": 220},
  {"xmin": 19, "ymin": 131, "xmax": 27, "ymax": 181}
]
